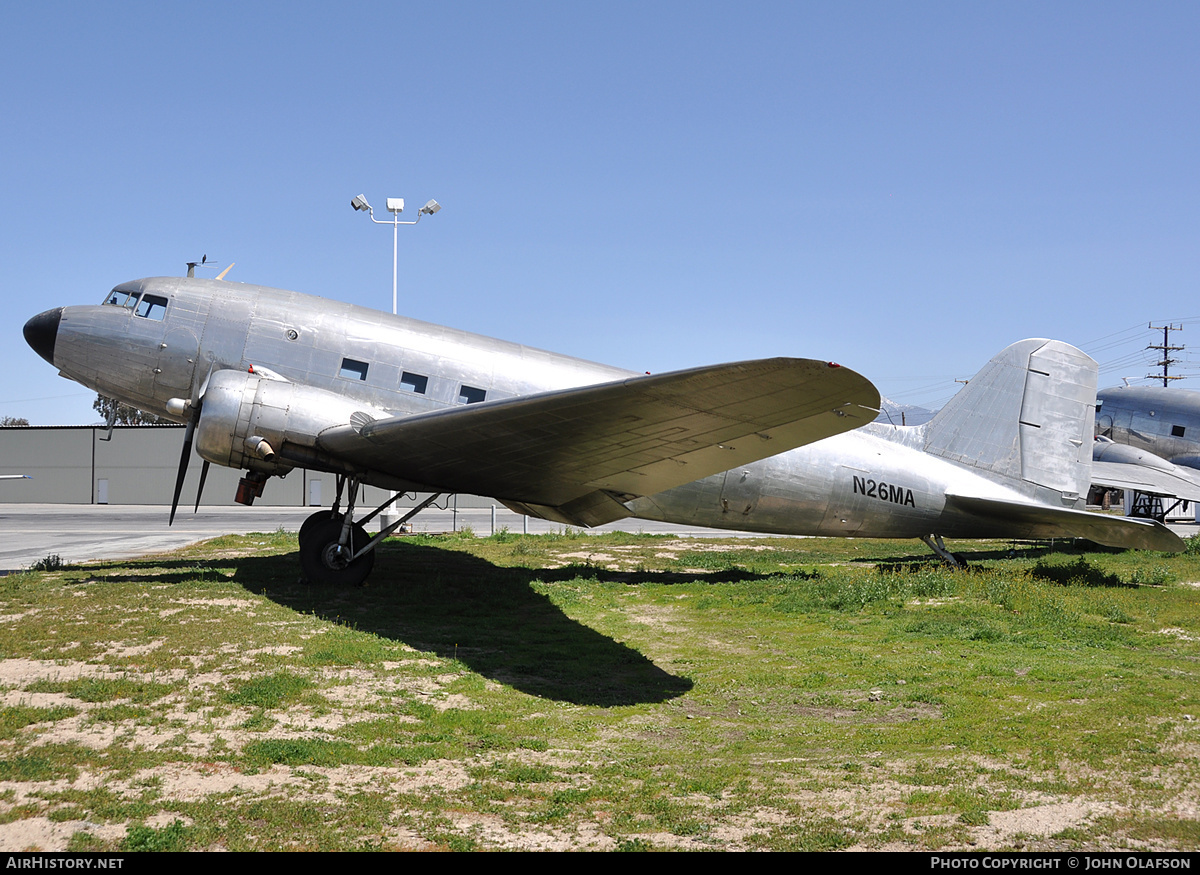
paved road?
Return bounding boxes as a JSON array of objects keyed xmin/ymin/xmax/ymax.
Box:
[
  {"xmin": 2, "ymin": 503, "xmax": 1195, "ymax": 573},
  {"xmin": 0, "ymin": 503, "xmax": 773, "ymax": 572}
]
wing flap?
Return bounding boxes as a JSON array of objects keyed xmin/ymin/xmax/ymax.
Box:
[
  {"xmin": 316, "ymin": 357, "xmax": 879, "ymax": 523},
  {"xmin": 945, "ymin": 492, "xmax": 1184, "ymax": 552}
]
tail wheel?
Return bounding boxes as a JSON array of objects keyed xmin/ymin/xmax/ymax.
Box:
[{"xmin": 299, "ymin": 516, "xmax": 375, "ymax": 586}]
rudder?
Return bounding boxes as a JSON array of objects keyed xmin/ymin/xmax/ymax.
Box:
[{"xmin": 923, "ymin": 339, "xmax": 1096, "ymax": 498}]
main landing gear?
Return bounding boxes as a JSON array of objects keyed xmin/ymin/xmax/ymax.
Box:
[
  {"xmin": 299, "ymin": 514, "xmax": 375, "ymax": 586},
  {"xmin": 297, "ymin": 475, "xmax": 442, "ymax": 586}
]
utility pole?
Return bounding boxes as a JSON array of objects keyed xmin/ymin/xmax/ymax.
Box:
[{"xmin": 1146, "ymin": 323, "xmax": 1184, "ymax": 387}]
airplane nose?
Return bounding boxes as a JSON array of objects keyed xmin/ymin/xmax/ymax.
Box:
[{"xmin": 23, "ymin": 307, "xmax": 63, "ymax": 366}]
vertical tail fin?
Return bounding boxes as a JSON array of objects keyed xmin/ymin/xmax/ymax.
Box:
[{"xmin": 923, "ymin": 339, "xmax": 1096, "ymax": 498}]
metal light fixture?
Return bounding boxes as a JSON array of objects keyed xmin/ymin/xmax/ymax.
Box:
[{"xmin": 350, "ymin": 189, "xmax": 441, "ymax": 535}]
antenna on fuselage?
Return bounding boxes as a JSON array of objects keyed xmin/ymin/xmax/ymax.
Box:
[{"xmin": 185, "ymin": 253, "xmax": 225, "ymax": 278}]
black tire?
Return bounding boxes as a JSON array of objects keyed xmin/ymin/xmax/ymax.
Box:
[
  {"xmin": 298, "ymin": 516, "xmax": 375, "ymax": 586},
  {"xmin": 299, "ymin": 509, "xmax": 344, "ymax": 544}
]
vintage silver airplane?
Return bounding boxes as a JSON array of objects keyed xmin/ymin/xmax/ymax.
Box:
[
  {"xmin": 1090, "ymin": 384, "xmax": 1200, "ymax": 515},
  {"xmin": 23, "ymin": 276, "xmax": 1183, "ymax": 584},
  {"xmin": 1096, "ymin": 385, "xmax": 1200, "ymax": 470}
]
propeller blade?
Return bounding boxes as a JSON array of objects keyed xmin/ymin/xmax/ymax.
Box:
[
  {"xmin": 193, "ymin": 460, "xmax": 210, "ymax": 514},
  {"xmin": 169, "ymin": 415, "xmax": 196, "ymax": 526},
  {"xmin": 172, "ymin": 373, "xmax": 212, "ymax": 524}
]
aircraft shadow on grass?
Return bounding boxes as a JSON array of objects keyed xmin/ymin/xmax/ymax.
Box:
[
  {"xmin": 256, "ymin": 540, "xmax": 714, "ymax": 706},
  {"xmin": 94, "ymin": 542, "xmax": 776, "ymax": 706},
  {"xmin": 866, "ymin": 543, "xmax": 1141, "ymax": 589},
  {"xmin": 77, "ymin": 537, "xmax": 1141, "ymax": 704}
]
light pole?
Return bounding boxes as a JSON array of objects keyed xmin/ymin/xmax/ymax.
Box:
[
  {"xmin": 351, "ymin": 192, "xmax": 441, "ymax": 531},
  {"xmin": 350, "ymin": 194, "xmax": 441, "ymax": 315}
]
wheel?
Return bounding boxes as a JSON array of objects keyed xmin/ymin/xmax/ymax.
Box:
[
  {"xmin": 299, "ymin": 509, "xmax": 343, "ymax": 543},
  {"xmin": 298, "ymin": 516, "xmax": 375, "ymax": 586}
]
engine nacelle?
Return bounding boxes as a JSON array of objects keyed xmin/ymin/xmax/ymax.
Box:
[{"xmin": 195, "ymin": 369, "xmax": 386, "ymax": 474}]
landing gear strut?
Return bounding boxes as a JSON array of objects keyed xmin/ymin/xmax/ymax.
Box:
[
  {"xmin": 296, "ymin": 477, "xmax": 442, "ymax": 586},
  {"xmin": 921, "ymin": 534, "xmax": 967, "ymax": 567},
  {"xmin": 298, "ymin": 474, "xmax": 348, "ymax": 544}
]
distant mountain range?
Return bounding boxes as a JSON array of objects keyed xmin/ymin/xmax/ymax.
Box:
[{"xmin": 874, "ymin": 397, "xmax": 936, "ymax": 427}]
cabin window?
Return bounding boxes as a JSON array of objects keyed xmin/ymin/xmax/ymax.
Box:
[
  {"xmin": 339, "ymin": 358, "xmax": 369, "ymax": 381},
  {"xmin": 134, "ymin": 294, "xmax": 168, "ymax": 320},
  {"xmin": 1173, "ymin": 425, "xmax": 1186, "ymax": 438},
  {"xmin": 458, "ymin": 385, "xmax": 487, "ymax": 404},
  {"xmin": 106, "ymin": 290, "xmax": 139, "ymax": 308},
  {"xmin": 400, "ymin": 372, "xmax": 428, "ymax": 394}
]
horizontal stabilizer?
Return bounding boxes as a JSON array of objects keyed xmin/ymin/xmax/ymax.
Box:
[
  {"xmin": 317, "ymin": 357, "xmax": 880, "ymax": 525},
  {"xmin": 945, "ymin": 493, "xmax": 1184, "ymax": 552}
]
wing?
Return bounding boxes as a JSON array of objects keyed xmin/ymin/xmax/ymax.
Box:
[
  {"xmin": 318, "ymin": 357, "xmax": 880, "ymax": 526},
  {"xmin": 1091, "ymin": 439, "xmax": 1200, "ymax": 501},
  {"xmin": 1092, "ymin": 460, "xmax": 1200, "ymax": 502},
  {"xmin": 945, "ymin": 493, "xmax": 1184, "ymax": 552}
]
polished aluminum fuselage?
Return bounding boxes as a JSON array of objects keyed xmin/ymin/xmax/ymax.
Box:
[
  {"xmin": 631, "ymin": 421, "xmax": 1073, "ymax": 540},
  {"xmin": 48, "ymin": 277, "xmax": 1082, "ymax": 541},
  {"xmin": 57, "ymin": 277, "xmax": 633, "ymax": 422}
]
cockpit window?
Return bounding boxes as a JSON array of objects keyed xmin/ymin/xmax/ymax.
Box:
[
  {"xmin": 105, "ymin": 290, "xmax": 140, "ymax": 308},
  {"xmin": 134, "ymin": 294, "xmax": 168, "ymax": 321}
]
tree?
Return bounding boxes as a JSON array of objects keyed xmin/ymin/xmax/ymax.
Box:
[
  {"xmin": 0, "ymin": 416, "xmax": 29, "ymax": 426},
  {"xmin": 93, "ymin": 395, "xmax": 172, "ymax": 425}
]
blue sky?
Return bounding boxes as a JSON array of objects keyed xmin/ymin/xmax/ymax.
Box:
[{"xmin": 3, "ymin": 2, "xmax": 1199, "ymax": 425}]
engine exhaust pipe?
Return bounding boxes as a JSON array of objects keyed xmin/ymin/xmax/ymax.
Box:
[{"xmin": 245, "ymin": 436, "xmax": 276, "ymax": 461}]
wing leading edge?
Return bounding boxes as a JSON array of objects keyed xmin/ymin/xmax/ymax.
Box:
[{"xmin": 317, "ymin": 357, "xmax": 880, "ymax": 526}]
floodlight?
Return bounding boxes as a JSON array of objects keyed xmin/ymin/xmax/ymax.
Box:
[
  {"xmin": 420, "ymin": 199, "xmax": 441, "ymax": 215},
  {"xmin": 386, "ymin": 197, "xmax": 405, "ymax": 213},
  {"xmin": 351, "ymin": 194, "xmax": 371, "ymax": 212}
]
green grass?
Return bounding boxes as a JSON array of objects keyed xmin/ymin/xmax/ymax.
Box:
[{"xmin": 1, "ymin": 530, "xmax": 1199, "ymax": 850}]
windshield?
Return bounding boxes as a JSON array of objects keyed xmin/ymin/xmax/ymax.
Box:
[{"xmin": 104, "ymin": 289, "xmax": 139, "ymax": 308}]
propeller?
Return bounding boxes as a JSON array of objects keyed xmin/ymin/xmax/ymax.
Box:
[
  {"xmin": 168, "ymin": 365, "xmax": 214, "ymax": 526},
  {"xmin": 193, "ymin": 459, "xmax": 210, "ymax": 514},
  {"xmin": 168, "ymin": 409, "xmax": 198, "ymax": 526}
]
